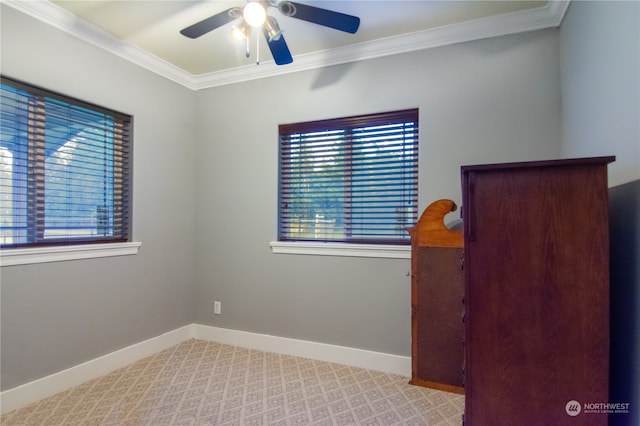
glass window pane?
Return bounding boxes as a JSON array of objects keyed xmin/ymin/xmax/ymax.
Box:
[
  {"xmin": 0, "ymin": 77, "xmax": 131, "ymax": 248},
  {"xmin": 279, "ymin": 109, "xmax": 418, "ymax": 244}
]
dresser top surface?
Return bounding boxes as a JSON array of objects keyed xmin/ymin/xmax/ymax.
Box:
[{"xmin": 461, "ymin": 155, "xmax": 615, "ymax": 173}]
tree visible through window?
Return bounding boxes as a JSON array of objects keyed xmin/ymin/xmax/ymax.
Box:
[
  {"xmin": 0, "ymin": 77, "xmax": 132, "ymax": 248},
  {"xmin": 278, "ymin": 109, "xmax": 418, "ymax": 244}
]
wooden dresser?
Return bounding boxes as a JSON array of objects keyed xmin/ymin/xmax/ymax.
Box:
[
  {"xmin": 407, "ymin": 199, "xmax": 464, "ymax": 394},
  {"xmin": 461, "ymin": 156, "xmax": 614, "ymax": 425}
]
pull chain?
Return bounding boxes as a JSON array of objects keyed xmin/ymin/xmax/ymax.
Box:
[{"xmin": 256, "ymin": 30, "xmax": 260, "ymax": 65}]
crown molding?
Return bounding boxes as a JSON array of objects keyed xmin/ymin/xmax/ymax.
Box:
[
  {"xmin": 3, "ymin": 0, "xmax": 193, "ymax": 88},
  {"xmin": 4, "ymin": 0, "xmax": 570, "ymax": 91}
]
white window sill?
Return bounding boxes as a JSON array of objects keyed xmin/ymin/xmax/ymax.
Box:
[
  {"xmin": 0, "ymin": 241, "xmax": 142, "ymax": 266},
  {"xmin": 269, "ymin": 241, "xmax": 410, "ymax": 259}
]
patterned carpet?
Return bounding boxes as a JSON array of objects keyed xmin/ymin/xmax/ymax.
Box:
[{"xmin": 1, "ymin": 339, "xmax": 464, "ymax": 425}]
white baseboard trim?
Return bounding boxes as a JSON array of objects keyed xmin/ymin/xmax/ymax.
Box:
[
  {"xmin": 0, "ymin": 325, "xmax": 193, "ymax": 414},
  {"xmin": 1, "ymin": 324, "xmax": 411, "ymax": 414},
  {"xmin": 192, "ymin": 324, "xmax": 411, "ymax": 378}
]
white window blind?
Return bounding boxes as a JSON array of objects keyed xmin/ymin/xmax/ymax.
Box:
[{"xmin": 278, "ymin": 109, "xmax": 418, "ymax": 244}]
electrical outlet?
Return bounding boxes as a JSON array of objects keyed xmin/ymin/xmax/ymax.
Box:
[{"xmin": 214, "ymin": 301, "xmax": 221, "ymax": 315}]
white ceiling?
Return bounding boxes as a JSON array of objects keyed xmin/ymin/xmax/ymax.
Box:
[{"xmin": 5, "ymin": 0, "xmax": 569, "ymax": 90}]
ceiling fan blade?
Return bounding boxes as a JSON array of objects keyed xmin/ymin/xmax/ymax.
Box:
[
  {"xmin": 180, "ymin": 7, "xmax": 241, "ymax": 39},
  {"xmin": 283, "ymin": 2, "xmax": 360, "ymax": 34},
  {"xmin": 263, "ymin": 29, "xmax": 293, "ymax": 65}
]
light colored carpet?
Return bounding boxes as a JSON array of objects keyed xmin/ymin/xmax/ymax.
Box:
[{"xmin": 1, "ymin": 339, "xmax": 464, "ymax": 425}]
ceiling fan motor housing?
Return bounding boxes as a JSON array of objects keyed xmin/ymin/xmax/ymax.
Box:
[{"xmin": 277, "ymin": 2, "xmax": 297, "ymax": 17}]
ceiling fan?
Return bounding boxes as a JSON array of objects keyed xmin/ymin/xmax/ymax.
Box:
[{"xmin": 180, "ymin": 0, "xmax": 360, "ymax": 66}]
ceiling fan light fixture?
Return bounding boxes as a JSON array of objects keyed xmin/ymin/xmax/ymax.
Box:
[
  {"xmin": 231, "ymin": 23, "xmax": 248, "ymax": 40},
  {"xmin": 243, "ymin": 2, "xmax": 266, "ymax": 27}
]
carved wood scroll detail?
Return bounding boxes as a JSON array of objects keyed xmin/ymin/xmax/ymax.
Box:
[{"xmin": 408, "ymin": 199, "xmax": 463, "ymax": 248}]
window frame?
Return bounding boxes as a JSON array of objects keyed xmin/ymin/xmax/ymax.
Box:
[
  {"xmin": 277, "ymin": 109, "xmax": 419, "ymax": 248},
  {"xmin": 0, "ymin": 76, "xmax": 134, "ymax": 256}
]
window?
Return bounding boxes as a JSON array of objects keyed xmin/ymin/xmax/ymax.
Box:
[
  {"xmin": 278, "ymin": 109, "xmax": 418, "ymax": 245},
  {"xmin": 0, "ymin": 76, "xmax": 132, "ymax": 248}
]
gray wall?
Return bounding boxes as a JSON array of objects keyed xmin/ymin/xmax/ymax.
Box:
[
  {"xmin": 0, "ymin": 5, "xmax": 198, "ymax": 390},
  {"xmin": 560, "ymin": 0, "xmax": 640, "ymax": 187},
  {"xmin": 560, "ymin": 1, "xmax": 640, "ymax": 423},
  {"xmin": 194, "ymin": 29, "xmax": 562, "ymax": 356}
]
